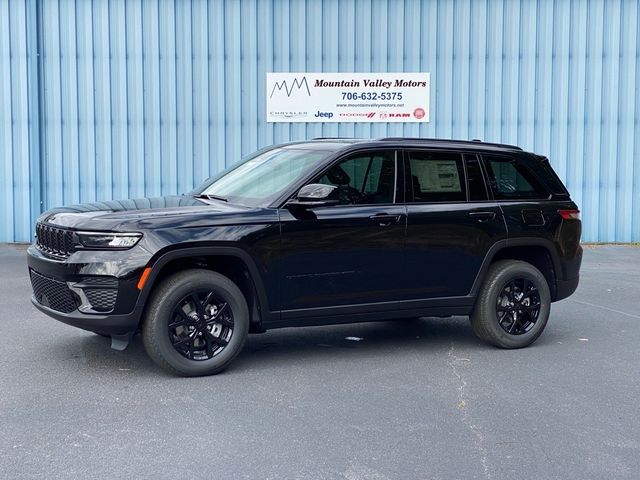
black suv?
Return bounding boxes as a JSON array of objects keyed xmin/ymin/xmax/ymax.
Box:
[{"xmin": 28, "ymin": 138, "xmax": 582, "ymax": 376}]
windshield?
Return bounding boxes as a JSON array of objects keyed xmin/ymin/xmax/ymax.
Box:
[{"xmin": 196, "ymin": 147, "xmax": 331, "ymax": 207}]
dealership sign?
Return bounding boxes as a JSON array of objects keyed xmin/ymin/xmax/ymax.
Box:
[{"xmin": 266, "ymin": 72, "xmax": 430, "ymax": 123}]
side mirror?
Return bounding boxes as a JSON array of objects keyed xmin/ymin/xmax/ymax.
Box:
[{"xmin": 286, "ymin": 184, "xmax": 340, "ymax": 208}]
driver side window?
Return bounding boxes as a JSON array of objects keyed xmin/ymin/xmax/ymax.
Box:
[{"xmin": 317, "ymin": 151, "xmax": 396, "ymax": 205}]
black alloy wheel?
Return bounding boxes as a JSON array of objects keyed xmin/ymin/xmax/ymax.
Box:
[
  {"xmin": 169, "ymin": 291, "xmax": 234, "ymax": 361},
  {"xmin": 495, "ymin": 278, "xmax": 541, "ymax": 335}
]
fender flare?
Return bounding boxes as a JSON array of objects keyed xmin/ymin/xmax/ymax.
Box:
[
  {"xmin": 469, "ymin": 238, "xmax": 562, "ymax": 297},
  {"xmin": 135, "ymin": 245, "xmax": 272, "ymax": 322}
]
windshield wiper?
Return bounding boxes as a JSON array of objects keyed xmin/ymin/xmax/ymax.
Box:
[{"xmin": 194, "ymin": 193, "xmax": 228, "ymax": 202}]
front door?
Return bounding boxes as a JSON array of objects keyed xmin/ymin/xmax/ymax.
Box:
[{"xmin": 277, "ymin": 149, "xmax": 406, "ymax": 313}]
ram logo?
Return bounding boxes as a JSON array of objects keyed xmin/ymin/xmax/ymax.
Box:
[{"xmin": 270, "ymin": 76, "xmax": 311, "ymax": 98}]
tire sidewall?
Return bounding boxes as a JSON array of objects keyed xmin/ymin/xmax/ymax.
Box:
[{"xmin": 145, "ymin": 271, "xmax": 249, "ymax": 376}]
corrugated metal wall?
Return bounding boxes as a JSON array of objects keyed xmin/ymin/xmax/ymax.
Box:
[{"xmin": 1, "ymin": 0, "xmax": 639, "ymax": 242}]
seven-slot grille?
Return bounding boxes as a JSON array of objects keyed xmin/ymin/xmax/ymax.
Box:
[
  {"xmin": 35, "ymin": 223, "xmax": 75, "ymax": 259},
  {"xmin": 29, "ymin": 270, "xmax": 78, "ymax": 313}
]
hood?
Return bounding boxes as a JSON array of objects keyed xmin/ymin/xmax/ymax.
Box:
[{"xmin": 39, "ymin": 196, "xmax": 249, "ymax": 230}]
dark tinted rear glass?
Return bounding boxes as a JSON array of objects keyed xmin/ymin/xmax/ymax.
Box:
[
  {"xmin": 536, "ymin": 157, "xmax": 570, "ymax": 195},
  {"xmin": 482, "ymin": 155, "xmax": 549, "ymax": 200},
  {"xmin": 464, "ymin": 154, "xmax": 489, "ymax": 201}
]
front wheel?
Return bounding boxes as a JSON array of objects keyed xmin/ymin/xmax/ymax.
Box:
[
  {"xmin": 142, "ymin": 269, "xmax": 249, "ymax": 376},
  {"xmin": 471, "ymin": 260, "xmax": 551, "ymax": 349}
]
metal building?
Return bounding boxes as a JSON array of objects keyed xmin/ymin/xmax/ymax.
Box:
[{"xmin": 1, "ymin": 0, "xmax": 639, "ymax": 243}]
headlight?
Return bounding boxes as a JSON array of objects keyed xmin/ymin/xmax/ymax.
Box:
[{"xmin": 76, "ymin": 232, "xmax": 142, "ymax": 249}]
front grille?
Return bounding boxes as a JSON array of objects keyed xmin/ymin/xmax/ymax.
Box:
[
  {"xmin": 30, "ymin": 270, "xmax": 78, "ymax": 313},
  {"xmin": 84, "ymin": 288, "xmax": 118, "ymax": 312},
  {"xmin": 35, "ymin": 223, "xmax": 75, "ymax": 259}
]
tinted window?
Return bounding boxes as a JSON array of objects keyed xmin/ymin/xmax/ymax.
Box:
[
  {"xmin": 465, "ymin": 154, "xmax": 489, "ymax": 201},
  {"xmin": 317, "ymin": 151, "xmax": 396, "ymax": 205},
  {"xmin": 407, "ymin": 151, "xmax": 465, "ymax": 202},
  {"xmin": 483, "ymin": 155, "xmax": 549, "ymax": 200}
]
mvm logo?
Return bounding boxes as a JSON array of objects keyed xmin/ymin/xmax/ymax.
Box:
[{"xmin": 270, "ymin": 76, "xmax": 311, "ymax": 98}]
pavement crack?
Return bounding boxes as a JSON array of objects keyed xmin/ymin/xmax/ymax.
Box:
[{"xmin": 447, "ymin": 343, "xmax": 491, "ymax": 480}]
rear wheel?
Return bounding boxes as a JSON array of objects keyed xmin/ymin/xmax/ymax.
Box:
[
  {"xmin": 142, "ymin": 269, "xmax": 249, "ymax": 376},
  {"xmin": 471, "ymin": 260, "xmax": 551, "ymax": 349}
]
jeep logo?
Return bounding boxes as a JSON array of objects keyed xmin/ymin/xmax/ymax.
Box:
[{"xmin": 314, "ymin": 111, "xmax": 334, "ymax": 119}]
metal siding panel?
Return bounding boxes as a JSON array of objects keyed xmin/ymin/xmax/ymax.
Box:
[
  {"xmin": 2, "ymin": 0, "xmax": 640, "ymax": 242},
  {"xmin": 631, "ymin": 0, "xmax": 640, "ymax": 241},
  {"xmin": 209, "ymin": 0, "xmax": 226, "ymax": 173},
  {"xmin": 42, "ymin": 0, "xmax": 64, "ymax": 210},
  {"xmin": 225, "ymin": 0, "xmax": 242, "ymax": 166},
  {"xmin": 599, "ymin": 0, "xmax": 622, "ymax": 242},
  {"xmin": 93, "ymin": 0, "xmax": 114, "ymax": 201},
  {"xmin": 191, "ymin": 0, "xmax": 210, "ymax": 184},
  {"xmin": 550, "ymin": 0, "xmax": 570, "ymax": 182},
  {"xmin": 0, "ymin": 0, "xmax": 15, "ymax": 242},
  {"xmin": 615, "ymin": 0, "xmax": 637, "ymax": 242},
  {"xmin": 142, "ymin": 0, "xmax": 161, "ymax": 197},
  {"xmin": 583, "ymin": 0, "xmax": 605, "ymax": 242},
  {"xmin": 158, "ymin": 0, "xmax": 177, "ymax": 195},
  {"xmin": 125, "ymin": 0, "xmax": 146, "ymax": 198},
  {"xmin": 452, "ymin": 0, "xmax": 471, "ymax": 141},
  {"xmin": 26, "ymin": 0, "xmax": 41, "ymax": 240},
  {"xmin": 75, "ymin": 0, "xmax": 97, "ymax": 204},
  {"xmin": 566, "ymin": 0, "xmax": 588, "ymax": 213},
  {"xmin": 110, "ymin": 0, "xmax": 130, "ymax": 199},
  {"xmin": 176, "ymin": 0, "xmax": 193, "ymax": 195},
  {"xmin": 485, "ymin": 0, "xmax": 504, "ymax": 143},
  {"xmin": 257, "ymin": 0, "xmax": 275, "ymax": 146},
  {"xmin": 59, "ymin": 0, "xmax": 80, "ymax": 206},
  {"xmin": 518, "ymin": 0, "xmax": 536, "ymax": 148},
  {"xmin": 9, "ymin": 0, "xmax": 31, "ymax": 241}
]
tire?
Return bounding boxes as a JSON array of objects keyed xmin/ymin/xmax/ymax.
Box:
[
  {"xmin": 471, "ymin": 260, "xmax": 551, "ymax": 349},
  {"xmin": 142, "ymin": 269, "xmax": 250, "ymax": 376}
]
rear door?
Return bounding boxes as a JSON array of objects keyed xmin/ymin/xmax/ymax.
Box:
[
  {"xmin": 480, "ymin": 153, "xmax": 559, "ymax": 237},
  {"xmin": 402, "ymin": 150, "xmax": 507, "ymax": 300}
]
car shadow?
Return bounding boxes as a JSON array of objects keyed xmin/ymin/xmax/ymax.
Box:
[
  {"xmin": 48, "ymin": 317, "xmax": 478, "ymax": 374},
  {"xmin": 51, "ymin": 315, "xmax": 564, "ymax": 376}
]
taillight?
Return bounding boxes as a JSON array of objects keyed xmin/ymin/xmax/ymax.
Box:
[{"xmin": 558, "ymin": 209, "xmax": 580, "ymax": 220}]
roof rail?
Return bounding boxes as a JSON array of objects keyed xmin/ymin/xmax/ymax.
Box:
[
  {"xmin": 311, "ymin": 137, "xmax": 359, "ymax": 140},
  {"xmin": 377, "ymin": 137, "xmax": 522, "ymax": 150}
]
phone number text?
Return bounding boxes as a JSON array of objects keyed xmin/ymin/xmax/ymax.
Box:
[{"xmin": 341, "ymin": 91, "xmax": 404, "ymax": 101}]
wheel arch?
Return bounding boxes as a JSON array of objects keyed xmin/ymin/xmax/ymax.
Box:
[
  {"xmin": 135, "ymin": 246, "xmax": 272, "ymax": 331},
  {"xmin": 470, "ymin": 238, "xmax": 562, "ymax": 301}
]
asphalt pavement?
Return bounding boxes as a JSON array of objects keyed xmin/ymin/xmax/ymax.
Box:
[{"xmin": 1, "ymin": 244, "xmax": 639, "ymax": 479}]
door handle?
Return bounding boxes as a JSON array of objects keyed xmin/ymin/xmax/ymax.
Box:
[
  {"xmin": 369, "ymin": 213, "xmax": 401, "ymax": 227},
  {"xmin": 469, "ymin": 211, "xmax": 496, "ymax": 223}
]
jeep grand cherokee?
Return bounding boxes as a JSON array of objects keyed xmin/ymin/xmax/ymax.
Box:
[{"xmin": 28, "ymin": 138, "xmax": 582, "ymax": 376}]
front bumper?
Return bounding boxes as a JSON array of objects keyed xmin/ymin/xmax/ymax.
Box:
[
  {"xmin": 27, "ymin": 244, "xmax": 150, "ymax": 335},
  {"xmin": 30, "ymin": 297, "xmax": 143, "ymax": 335}
]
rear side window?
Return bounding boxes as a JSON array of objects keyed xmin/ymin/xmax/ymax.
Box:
[
  {"xmin": 482, "ymin": 155, "xmax": 549, "ymax": 200},
  {"xmin": 464, "ymin": 154, "xmax": 489, "ymax": 201},
  {"xmin": 407, "ymin": 151, "xmax": 466, "ymax": 202}
]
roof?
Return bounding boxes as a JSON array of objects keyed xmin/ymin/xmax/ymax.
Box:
[{"xmin": 305, "ymin": 137, "xmax": 525, "ymax": 154}]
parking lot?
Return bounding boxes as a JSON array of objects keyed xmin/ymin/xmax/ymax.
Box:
[{"xmin": 1, "ymin": 244, "xmax": 638, "ymax": 479}]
